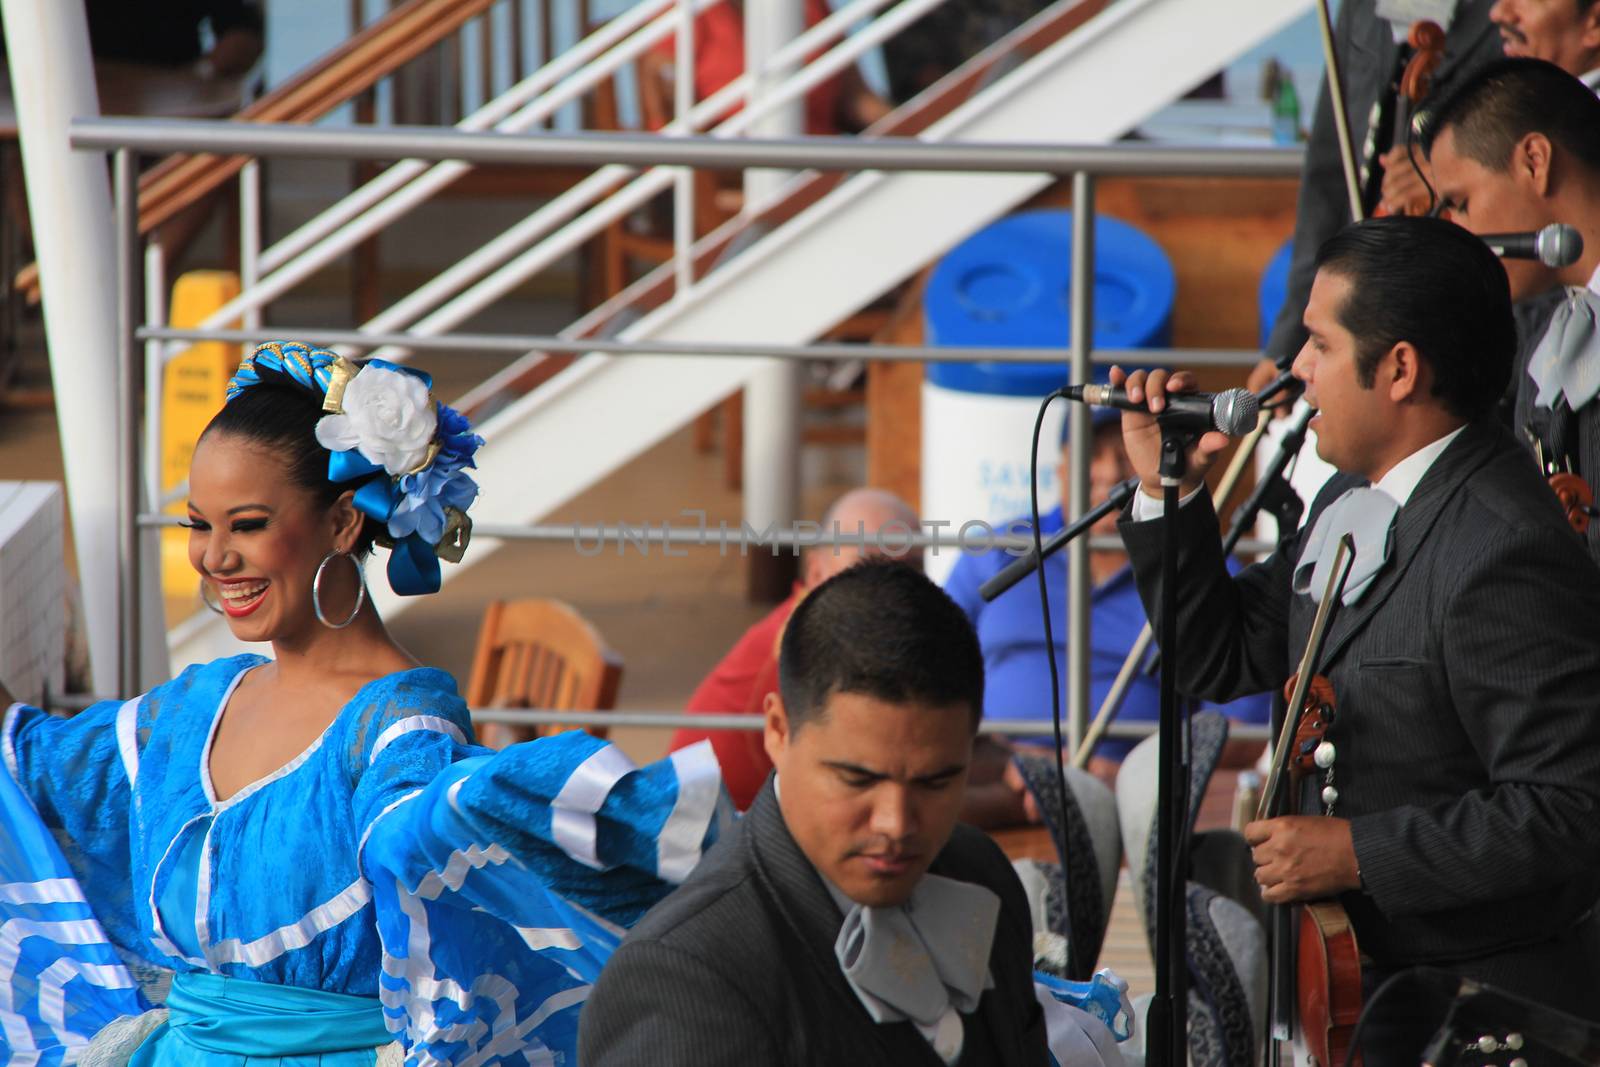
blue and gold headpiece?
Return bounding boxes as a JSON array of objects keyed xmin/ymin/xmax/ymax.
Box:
[{"xmin": 226, "ymin": 341, "xmax": 484, "ymax": 596}]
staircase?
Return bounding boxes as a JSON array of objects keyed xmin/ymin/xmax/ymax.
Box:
[{"xmin": 169, "ymin": 0, "xmax": 1313, "ymax": 669}]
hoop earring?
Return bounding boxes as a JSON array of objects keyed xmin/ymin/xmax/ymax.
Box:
[
  {"xmin": 199, "ymin": 580, "xmax": 225, "ymax": 616},
  {"xmin": 312, "ymin": 551, "xmax": 367, "ymax": 629}
]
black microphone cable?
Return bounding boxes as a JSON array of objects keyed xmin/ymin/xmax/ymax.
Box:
[{"xmin": 1026, "ymin": 389, "xmax": 1075, "ymax": 962}]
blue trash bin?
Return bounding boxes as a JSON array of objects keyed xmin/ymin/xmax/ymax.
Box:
[{"xmin": 921, "ymin": 209, "xmax": 1176, "ymax": 583}]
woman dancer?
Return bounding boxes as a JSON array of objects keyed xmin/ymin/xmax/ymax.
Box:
[{"xmin": 0, "ymin": 341, "xmax": 725, "ymax": 1066}]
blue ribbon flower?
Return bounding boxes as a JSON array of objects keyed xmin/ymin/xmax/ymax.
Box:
[
  {"xmin": 324, "ymin": 398, "xmax": 482, "ymax": 596},
  {"xmin": 229, "ymin": 342, "xmax": 483, "ymax": 598}
]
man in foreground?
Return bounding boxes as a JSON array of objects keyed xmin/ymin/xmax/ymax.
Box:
[
  {"xmin": 669, "ymin": 487, "xmax": 921, "ymax": 809},
  {"xmin": 580, "ymin": 560, "xmax": 1048, "ymax": 1065},
  {"xmin": 1117, "ymin": 217, "xmax": 1600, "ymax": 1063}
]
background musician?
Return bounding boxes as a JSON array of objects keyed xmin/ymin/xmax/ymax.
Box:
[
  {"xmin": 1117, "ymin": 216, "xmax": 1600, "ymax": 1064},
  {"xmin": 1423, "ymin": 58, "xmax": 1600, "ymax": 561},
  {"xmin": 1261, "ymin": 0, "xmax": 1501, "ymax": 373},
  {"xmin": 1489, "ymin": 0, "xmax": 1600, "ymax": 86}
]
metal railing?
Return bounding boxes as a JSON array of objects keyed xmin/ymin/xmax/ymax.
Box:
[
  {"xmin": 472, "ymin": 707, "xmax": 1274, "ymax": 742},
  {"xmin": 74, "ymin": 116, "xmax": 1303, "ymax": 745}
]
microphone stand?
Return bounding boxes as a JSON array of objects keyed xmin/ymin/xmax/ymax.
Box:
[
  {"xmin": 1070, "ymin": 404, "xmax": 1309, "ymax": 767},
  {"xmin": 977, "ymin": 477, "xmax": 1141, "ymax": 603},
  {"xmin": 1147, "ymin": 424, "xmax": 1193, "ymax": 1067},
  {"xmin": 1231, "ymin": 404, "xmax": 1312, "ymax": 553}
]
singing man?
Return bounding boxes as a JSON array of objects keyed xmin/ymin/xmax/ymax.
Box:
[{"xmin": 1115, "ymin": 216, "xmax": 1600, "ymax": 1064}]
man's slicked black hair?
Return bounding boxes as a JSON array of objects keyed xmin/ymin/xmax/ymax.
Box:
[
  {"xmin": 777, "ymin": 559, "xmax": 984, "ymax": 732},
  {"xmin": 1313, "ymin": 216, "xmax": 1514, "ymax": 421},
  {"xmin": 1420, "ymin": 58, "xmax": 1600, "ymax": 174}
]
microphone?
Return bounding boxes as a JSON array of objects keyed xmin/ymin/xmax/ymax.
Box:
[
  {"xmin": 1480, "ymin": 224, "xmax": 1584, "ymax": 268},
  {"xmin": 1061, "ymin": 383, "xmax": 1260, "ymax": 436}
]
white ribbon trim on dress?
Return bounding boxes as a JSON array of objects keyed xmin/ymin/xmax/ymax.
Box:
[
  {"xmin": 656, "ymin": 742, "xmax": 722, "ymax": 884},
  {"xmin": 370, "ymin": 716, "xmax": 468, "ymax": 764},
  {"xmin": 550, "ymin": 746, "xmax": 634, "ymax": 872},
  {"xmin": 114, "ymin": 699, "xmax": 141, "ymax": 787}
]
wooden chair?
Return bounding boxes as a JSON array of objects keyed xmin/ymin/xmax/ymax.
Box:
[{"xmin": 466, "ymin": 598, "xmax": 624, "ymax": 748}]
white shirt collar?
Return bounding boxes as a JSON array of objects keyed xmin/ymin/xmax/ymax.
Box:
[
  {"xmin": 1374, "ymin": 425, "xmax": 1465, "ymax": 506},
  {"xmin": 1581, "ymin": 67, "xmax": 1600, "ymax": 93},
  {"xmin": 1587, "ymin": 259, "xmax": 1600, "ymax": 295}
]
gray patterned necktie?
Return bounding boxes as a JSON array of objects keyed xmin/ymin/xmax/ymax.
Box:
[
  {"xmin": 828, "ymin": 874, "xmax": 1000, "ymax": 1065},
  {"xmin": 1293, "ymin": 486, "xmax": 1400, "ymax": 605},
  {"xmin": 1528, "ymin": 286, "xmax": 1600, "ymax": 412}
]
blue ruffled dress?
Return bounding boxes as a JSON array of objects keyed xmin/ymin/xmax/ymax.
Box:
[{"xmin": 0, "ymin": 654, "xmax": 728, "ymax": 1066}]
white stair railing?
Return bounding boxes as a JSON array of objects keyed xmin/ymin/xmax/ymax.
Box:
[{"xmin": 183, "ymin": 0, "xmax": 922, "ymax": 354}]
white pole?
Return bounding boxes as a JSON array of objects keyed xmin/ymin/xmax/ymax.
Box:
[
  {"xmin": 1, "ymin": 0, "xmax": 124, "ymax": 695},
  {"xmin": 672, "ymin": 0, "xmax": 696, "ymax": 300},
  {"xmin": 239, "ymin": 160, "xmax": 263, "ymax": 330},
  {"xmin": 742, "ymin": 0, "xmax": 804, "ymax": 589}
]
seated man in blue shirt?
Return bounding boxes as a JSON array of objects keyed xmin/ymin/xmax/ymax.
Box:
[{"xmin": 945, "ymin": 408, "xmax": 1271, "ymax": 797}]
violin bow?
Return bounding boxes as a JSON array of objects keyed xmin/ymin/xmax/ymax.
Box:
[
  {"xmin": 1257, "ymin": 534, "xmax": 1356, "ymax": 823},
  {"xmin": 1315, "ymin": 0, "xmax": 1367, "ymax": 223}
]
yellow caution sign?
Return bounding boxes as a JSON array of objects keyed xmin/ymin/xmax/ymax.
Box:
[{"xmin": 161, "ymin": 271, "xmax": 242, "ymax": 602}]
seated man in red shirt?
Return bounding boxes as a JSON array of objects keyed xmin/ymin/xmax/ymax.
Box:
[
  {"xmin": 670, "ymin": 488, "xmax": 919, "ymax": 808},
  {"xmin": 643, "ymin": 0, "xmax": 891, "ymax": 135}
]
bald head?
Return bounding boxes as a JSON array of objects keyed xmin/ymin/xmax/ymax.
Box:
[{"xmin": 805, "ymin": 488, "xmax": 921, "ymax": 586}]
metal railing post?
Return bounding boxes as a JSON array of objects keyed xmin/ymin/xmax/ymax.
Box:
[
  {"xmin": 142, "ymin": 243, "xmax": 166, "ymax": 515},
  {"xmin": 742, "ymin": 0, "xmax": 804, "ymax": 598},
  {"xmin": 672, "ymin": 0, "xmax": 695, "ymax": 300},
  {"xmin": 240, "ymin": 159, "xmax": 263, "ymax": 330},
  {"xmin": 114, "ymin": 148, "xmax": 142, "ymax": 697},
  {"xmin": 1067, "ymin": 170, "xmax": 1094, "ymax": 755}
]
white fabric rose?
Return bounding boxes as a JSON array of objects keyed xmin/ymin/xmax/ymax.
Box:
[{"xmin": 315, "ymin": 365, "xmax": 437, "ymax": 474}]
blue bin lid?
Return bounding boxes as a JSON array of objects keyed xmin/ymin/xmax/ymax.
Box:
[
  {"xmin": 924, "ymin": 210, "xmax": 1176, "ymax": 396},
  {"xmin": 1258, "ymin": 238, "xmax": 1294, "ymax": 349}
]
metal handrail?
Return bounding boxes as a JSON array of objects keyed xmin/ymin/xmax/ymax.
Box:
[
  {"xmin": 35, "ymin": 692, "xmax": 1271, "ymax": 743},
  {"xmin": 74, "ymin": 118, "xmax": 1305, "ymax": 175},
  {"xmin": 136, "ymin": 324, "xmax": 1264, "ymax": 367},
  {"xmin": 472, "ymin": 707, "xmax": 1274, "ymax": 742},
  {"xmin": 134, "ymin": 514, "xmax": 1276, "ymax": 559}
]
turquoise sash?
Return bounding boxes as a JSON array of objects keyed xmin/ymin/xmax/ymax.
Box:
[{"xmin": 128, "ymin": 972, "xmax": 393, "ymax": 1065}]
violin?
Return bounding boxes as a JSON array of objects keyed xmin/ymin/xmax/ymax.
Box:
[
  {"xmin": 1262, "ymin": 537, "xmax": 1363, "ymax": 1067},
  {"xmin": 1277, "ymin": 673, "xmax": 1363, "ymax": 1067},
  {"xmin": 1361, "ymin": 20, "xmax": 1447, "ymax": 218}
]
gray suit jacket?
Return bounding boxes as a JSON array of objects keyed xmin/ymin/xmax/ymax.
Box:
[
  {"xmin": 578, "ymin": 783, "xmax": 1049, "ymax": 1066},
  {"xmin": 1120, "ymin": 421, "xmax": 1600, "ymax": 994},
  {"xmin": 1265, "ymin": 0, "xmax": 1501, "ymax": 363}
]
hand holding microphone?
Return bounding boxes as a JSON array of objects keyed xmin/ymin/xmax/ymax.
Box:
[{"xmin": 1101, "ymin": 366, "xmax": 1247, "ymax": 501}]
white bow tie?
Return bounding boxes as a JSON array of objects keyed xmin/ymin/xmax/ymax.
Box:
[
  {"xmin": 1293, "ymin": 486, "xmax": 1400, "ymax": 606},
  {"xmin": 1529, "ymin": 286, "xmax": 1600, "ymax": 413},
  {"xmin": 829, "ymin": 874, "xmax": 1000, "ymax": 1065}
]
